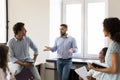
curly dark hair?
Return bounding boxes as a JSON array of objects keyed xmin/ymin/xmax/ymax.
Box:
[
  {"xmin": 0, "ymin": 44, "xmax": 9, "ymax": 76},
  {"xmin": 13, "ymin": 22, "xmax": 24, "ymax": 35},
  {"xmin": 103, "ymin": 17, "xmax": 120, "ymax": 42},
  {"xmin": 101, "ymin": 47, "xmax": 108, "ymax": 56}
]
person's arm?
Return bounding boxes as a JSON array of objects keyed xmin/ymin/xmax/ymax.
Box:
[
  {"xmin": 69, "ymin": 38, "xmax": 78, "ymax": 53},
  {"xmin": 15, "ymin": 61, "xmax": 33, "ymax": 67},
  {"xmin": 95, "ymin": 53, "xmax": 118, "ymax": 73},
  {"xmin": 88, "ymin": 53, "xmax": 118, "ymax": 74},
  {"xmin": 15, "ymin": 61, "xmax": 25, "ymax": 66},
  {"xmin": 44, "ymin": 38, "xmax": 58, "ymax": 52},
  {"xmin": 8, "ymin": 41, "xmax": 27, "ymax": 66},
  {"xmin": 28, "ymin": 37, "xmax": 39, "ymax": 63},
  {"xmin": 29, "ymin": 37, "xmax": 39, "ymax": 56},
  {"xmin": 8, "ymin": 40, "xmax": 18, "ymax": 63},
  {"xmin": 50, "ymin": 38, "xmax": 58, "ymax": 52},
  {"xmin": 44, "ymin": 46, "xmax": 52, "ymax": 51},
  {"xmin": 33, "ymin": 54, "xmax": 38, "ymax": 62},
  {"xmin": 9, "ymin": 44, "xmax": 31, "ymax": 67}
]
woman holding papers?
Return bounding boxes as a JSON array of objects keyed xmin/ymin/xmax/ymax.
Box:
[
  {"xmin": 88, "ymin": 17, "xmax": 120, "ymax": 80},
  {"xmin": 79, "ymin": 47, "xmax": 107, "ymax": 80}
]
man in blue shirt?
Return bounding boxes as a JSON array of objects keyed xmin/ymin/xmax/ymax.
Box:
[
  {"xmin": 8, "ymin": 22, "xmax": 41, "ymax": 80},
  {"xmin": 44, "ymin": 24, "xmax": 78, "ymax": 80}
]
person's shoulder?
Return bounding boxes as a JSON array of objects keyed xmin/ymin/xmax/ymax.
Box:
[
  {"xmin": 23, "ymin": 36, "xmax": 29, "ymax": 39},
  {"xmin": 56, "ymin": 36, "xmax": 61, "ymax": 40},
  {"xmin": 23, "ymin": 36, "xmax": 31, "ymax": 40},
  {"xmin": 111, "ymin": 41, "xmax": 120, "ymax": 48},
  {"xmin": 57, "ymin": 36, "xmax": 61, "ymax": 38},
  {"xmin": 9, "ymin": 37, "xmax": 16, "ymax": 41},
  {"xmin": 113, "ymin": 41, "xmax": 120, "ymax": 45},
  {"xmin": 67, "ymin": 35, "xmax": 73, "ymax": 38},
  {"xmin": 8, "ymin": 37, "xmax": 16, "ymax": 43},
  {"xmin": 23, "ymin": 36, "xmax": 35, "ymax": 43},
  {"xmin": 109, "ymin": 41, "xmax": 120, "ymax": 53},
  {"xmin": 68, "ymin": 35, "xmax": 75, "ymax": 40}
]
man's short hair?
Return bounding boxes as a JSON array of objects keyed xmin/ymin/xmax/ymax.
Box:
[
  {"xmin": 60, "ymin": 24, "xmax": 68, "ymax": 28},
  {"xmin": 13, "ymin": 22, "xmax": 24, "ymax": 35}
]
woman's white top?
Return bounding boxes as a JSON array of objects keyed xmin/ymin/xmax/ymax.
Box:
[
  {"xmin": 101, "ymin": 41, "xmax": 120, "ymax": 80},
  {"xmin": 88, "ymin": 69, "xmax": 103, "ymax": 80},
  {"xmin": 0, "ymin": 68, "xmax": 10, "ymax": 80}
]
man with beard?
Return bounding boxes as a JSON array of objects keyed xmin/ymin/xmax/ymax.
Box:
[{"xmin": 44, "ymin": 24, "xmax": 78, "ymax": 80}]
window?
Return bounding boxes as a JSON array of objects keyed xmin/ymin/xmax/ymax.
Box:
[
  {"xmin": 49, "ymin": 0, "xmax": 108, "ymax": 59},
  {"xmin": 62, "ymin": 0, "xmax": 84, "ymax": 57},
  {"xmin": 62, "ymin": 0, "xmax": 108, "ymax": 58},
  {"xmin": 0, "ymin": 0, "xmax": 8, "ymax": 43},
  {"xmin": 86, "ymin": 1, "xmax": 106, "ymax": 56}
]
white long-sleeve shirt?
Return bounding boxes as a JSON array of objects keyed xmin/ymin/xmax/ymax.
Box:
[
  {"xmin": 88, "ymin": 69, "xmax": 103, "ymax": 80},
  {"xmin": 0, "ymin": 68, "xmax": 10, "ymax": 80}
]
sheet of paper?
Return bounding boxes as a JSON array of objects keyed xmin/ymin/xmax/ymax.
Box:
[{"xmin": 75, "ymin": 66, "xmax": 88, "ymax": 80}]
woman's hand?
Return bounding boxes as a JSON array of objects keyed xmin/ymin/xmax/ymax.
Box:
[
  {"xmin": 87, "ymin": 63, "xmax": 99, "ymax": 71},
  {"xmin": 87, "ymin": 76, "xmax": 92, "ymax": 80},
  {"xmin": 87, "ymin": 76, "xmax": 96, "ymax": 80},
  {"xmin": 87, "ymin": 63, "xmax": 94, "ymax": 69}
]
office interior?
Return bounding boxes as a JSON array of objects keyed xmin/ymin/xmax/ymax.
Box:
[{"xmin": 0, "ymin": 0, "xmax": 120, "ymax": 80}]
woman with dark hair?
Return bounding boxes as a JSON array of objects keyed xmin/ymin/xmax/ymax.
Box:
[
  {"xmin": 79, "ymin": 47, "xmax": 108, "ymax": 80},
  {"xmin": 88, "ymin": 17, "xmax": 120, "ymax": 80},
  {"xmin": 0, "ymin": 44, "xmax": 10, "ymax": 80}
]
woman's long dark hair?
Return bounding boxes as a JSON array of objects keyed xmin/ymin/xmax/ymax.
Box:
[
  {"xmin": 103, "ymin": 17, "xmax": 120, "ymax": 42},
  {"xmin": 0, "ymin": 44, "xmax": 9, "ymax": 76},
  {"xmin": 102, "ymin": 47, "xmax": 108, "ymax": 56}
]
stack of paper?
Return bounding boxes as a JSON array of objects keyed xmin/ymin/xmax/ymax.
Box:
[{"xmin": 75, "ymin": 66, "xmax": 88, "ymax": 80}]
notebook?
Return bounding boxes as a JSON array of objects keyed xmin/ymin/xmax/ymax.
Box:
[{"xmin": 91, "ymin": 62, "xmax": 107, "ymax": 68}]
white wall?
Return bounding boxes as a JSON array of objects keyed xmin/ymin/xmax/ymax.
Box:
[
  {"xmin": 8, "ymin": 0, "xmax": 50, "ymax": 63},
  {"xmin": 108, "ymin": 0, "xmax": 120, "ymax": 18}
]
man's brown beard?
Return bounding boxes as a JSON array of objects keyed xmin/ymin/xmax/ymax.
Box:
[{"xmin": 61, "ymin": 33, "xmax": 66, "ymax": 36}]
